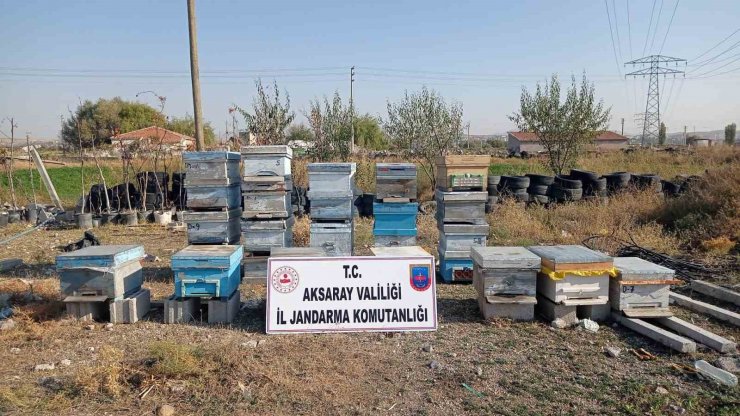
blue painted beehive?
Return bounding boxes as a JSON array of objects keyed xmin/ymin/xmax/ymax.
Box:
[
  {"xmin": 56, "ymin": 245, "xmax": 145, "ymax": 269},
  {"xmin": 373, "ymin": 202, "xmax": 418, "ymax": 235},
  {"xmin": 438, "ymin": 256, "xmax": 474, "ymax": 283},
  {"xmin": 171, "ymin": 245, "xmax": 243, "ymax": 299}
]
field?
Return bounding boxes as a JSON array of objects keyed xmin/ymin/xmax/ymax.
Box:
[{"xmin": 0, "ymin": 147, "xmax": 739, "ymax": 415}]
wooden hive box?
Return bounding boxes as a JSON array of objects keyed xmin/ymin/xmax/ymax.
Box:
[
  {"xmin": 241, "ymin": 145, "xmax": 293, "ymax": 177},
  {"xmin": 471, "ymin": 246, "xmax": 540, "ymax": 299},
  {"xmin": 172, "ymin": 245, "xmax": 243, "ymax": 299},
  {"xmin": 434, "ymin": 190, "xmax": 488, "ymax": 224},
  {"xmin": 435, "ymin": 155, "xmax": 490, "ymax": 191},
  {"xmin": 375, "ymin": 163, "xmax": 417, "ymax": 201},
  {"xmin": 528, "ymin": 245, "xmax": 613, "ymax": 306},
  {"xmin": 370, "ymin": 245, "xmax": 431, "ymax": 257},
  {"xmin": 56, "ymin": 245, "xmax": 145, "ymax": 300},
  {"xmin": 611, "ymin": 257, "xmax": 678, "ymax": 318},
  {"xmin": 183, "ymin": 151, "xmax": 241, "ymax": 186},
  {"xmin": 183, "ymin": 208, "xmax": 241, "ymax": 245}
]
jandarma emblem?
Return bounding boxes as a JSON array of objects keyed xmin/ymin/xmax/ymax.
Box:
[
  {"xmin": 409, "ymin": 265, "xmax": 431, "ymax": 291},
  {"xmin": 271, "ymin": 266, "xmax": 300, "ymax": 293}
]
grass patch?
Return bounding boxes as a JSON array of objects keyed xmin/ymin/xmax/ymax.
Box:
[
  {"xmin": 0, "ymin": 165, "xmax": 123, "ymax": 206},
  {"xmin": 147, "ymin": 341, "xmax": 202, "ymax": 378}
]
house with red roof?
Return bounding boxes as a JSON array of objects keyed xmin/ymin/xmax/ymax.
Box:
[
  {"xmin": 111, "ymin": 126, "xmax": 195, "ymax": 151},
  {"xmin": 507, "ymin": 131, "xmax": 629, "ymax": 154}
]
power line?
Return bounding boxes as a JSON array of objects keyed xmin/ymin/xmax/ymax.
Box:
[
  {"xmin": 691, "ymin": 64, "xmax": 740, "ymax": 78},
  {"xmin": 658, "ymin": 0, "xmax": 680, "ymax": 54},
  {"xmin": 688, "ymin": 39, "xmax": 740, "ymax": 72},
  {"xmin": 642, "ymin": 0, "xmax": 658, "ymax": 56},
  {"xmin": 692, "ymin": 54, "xmax": 740, "ymax": 77},
  {"xmin": 687, "ymin": 51, "xmax": 740, "ymax": 67},
  {"xmin": 690, "ymin": 28, "xmax": 740, "ymax": 61},
  {"xmin": 626, "ymin": 0, "xmax": 633, "ymax": 60},
  {"xmin": 612, "ymin": 0, "xmax": 623, "ymax": 62},
  {"xmin": 649, "ymin": 0, "xmax": 665, "ymax": 54},
  {"xmin": 605, "ymin": 0, "xmax": 623, "ymax": 76},
  {"xmin": 0, "ymin": 66, "xmax": 346, "ymax": 74}
]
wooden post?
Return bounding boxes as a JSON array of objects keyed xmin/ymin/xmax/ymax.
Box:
[{"xmin": 29, "ymin": 146, "xmax": 63, "ymax": 210}]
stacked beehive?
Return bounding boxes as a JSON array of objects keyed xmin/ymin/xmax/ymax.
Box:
[
  {"xmin": 240, "ymin": 146, "xmax": 294, "ymax": 279},
  {"xmin": 373, "ymin": 163, "xmax": 418, "ymax": 247},
  {"xmin": 434, "ymin": 155, "xmax": 491, "ymax": 282},
  {"xmin": 611, "ymin": 257, "xmax": 677, "ymax": 318},
  {"xmin": 182, "ymin": 152, "xmax": 242, "ymax": 245},
  {"xmin": 308, "ymin": 163, "xmax": 356, "ymax": 256},
  {"xmin": 57, "ymin": 245, "xmax": 150, "ymax": 324},
  {"xmin": 528, "ymin": 245, "xmax": 614, "ymax": 323},
  {"xmin": 166, "ymin": 244, "xmax": 243, "ymax": 324},
  {"xmin": 471, "ymin": 246, "xmax": 540, "ymax": 320}
]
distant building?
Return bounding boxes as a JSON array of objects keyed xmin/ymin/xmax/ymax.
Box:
[
  {"xmin": 507, "ymin": 131, "xmax": 629, "ymax": 154},
  {"xmin": 687, "ymin": 137, "xmax": 712, "ymax": 147},
  {"xmin": 111, "ymin": 126, "xmax": 194, "ymax": 151}
]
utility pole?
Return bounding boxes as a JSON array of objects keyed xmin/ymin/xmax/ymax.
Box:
[
  {"xmin": 2, "ymin": 117, "xmax": 18, "ymax": 209},
  {"xmin": 621, "ymin": 118, "xmax": 625, "ymax": 136},
  {"xmin": 26, "ymin": 133, "xmax": 36, "ymax": 205},
  {"xmin": 187, "ymin": 0, "xmax": 205, "ymax": 150},
  {"xmin": 349, "ymin": 66, "xmax": 355, "ymax": 153},
  {"xmin": 626, "ymin": 55, "xmax": 686, "ymax": 146},
  {"xmin": 683, "ymin": 125, "xmax": 687, "ymax": 145}
]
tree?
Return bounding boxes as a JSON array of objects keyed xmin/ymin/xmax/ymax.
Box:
[
  {"xmin": 306, "ymin": 92, "xmax": 352, "ymax": 160},
  {"xmin": 236, "ymin": 79, "xmax": 295, "ymax": 145},
  {"xmin": 355, "ymin": 114, "xmax": 387, "ymax": 150},
  {"xmin": 659, "ymin": 122, "xmax": 667, "ymax": 146},
  {"xmin": 167, "ymin": 115, "xmax": 216, "ymax": 145},
  {"xmin": 382, "ymin": 87, "xmax": 464, "ymax": 189},
  {"xmin": 61, "ymin": 97, "xmax": 165, "ymax": 148},
  {"xmin": 509, "ymin": 74, "xmax": 611, "ymax": 175},
  {"xmin": 285, "ymin": 124, "xmax": 314, "ymax": 143},
  {"xmin": 725, "ymin": 123, "xmax": 737, "ymax": 145}
]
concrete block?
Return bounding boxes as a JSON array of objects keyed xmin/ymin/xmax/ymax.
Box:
[
  {"xmin": 691, "ymin": 280, "xmax": 740, "ymax": 307},
  {"xmin": 478, "ymin": 295, "xmax": 535, "ymax": 321},
  {"xmin": 669, "ymin": 292, "xmax": 740, "ymax": 327},
  {"xmin": 536, "ymin": 294, "xmax": 578, "ymax": 326},
  {"xmin": 207, "ymin": 290, "xmax": 240, "ymax": 324},
  {"xmin": 613, "ymin": 312, "xmax": 696, "ymax": 353},
  {"xmin": 656, "ymin": 316, "xmax": 737, "ymax": 353},
  {"xmin": 109, "ymin": 288, "xmax": 151, "ymax": 324},
  {"xmin": 163, "ymin": 296, "xmax": 200, "ymax": 324},
  {"xmin": 577, "ymin": 304, "xmax": 612, "ymax": 322}
]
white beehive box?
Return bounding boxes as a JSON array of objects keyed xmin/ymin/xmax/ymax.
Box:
[
  {"xmin": 241, "ymin": 145, "xmax": 293, "ymax": 177},
  {"xmin": 528, "ymin": 245, "xmax": 613, "ymax": 305},
  {"xmin": 610, "ymin": 257, "xmax": 676, "ymax": 317},
  {"xmin": 471, "ymin": 247, "xmax": 540, "ymax": 299},
  {"xmin": 308, "ymin": 163, "xmax": 356, "ymax": 196}
]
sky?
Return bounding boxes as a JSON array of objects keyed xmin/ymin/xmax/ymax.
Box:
[{"xmin": 1, "ymin": 0, "xmax": 739, "ymax": 140}]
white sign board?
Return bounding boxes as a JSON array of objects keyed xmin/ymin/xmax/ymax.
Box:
[{"xmin": 266, "ymin": 256, "xmax": 437, "ymax": 334}]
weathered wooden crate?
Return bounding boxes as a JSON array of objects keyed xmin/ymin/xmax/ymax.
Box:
[
  {"xmin": 241, "ymin": 176, "xmax": 289, "ymax": 193},
  {"xmin": 610, "ymin": 257, "xmax": 677, "ymax": 317},
  {"xmin": 438, "ymin": 223, "xmax": 488, "ymax": 253},
  {"xmin": 310, "ymin": 221, "xmax": 353, "ymax": 256},
  {"xmin": 183, "ymin": 208, "xmax": 241, "ymax": 244},
  {"xmin": 270, "ymin": 247, "xmax": 327, "ymax": 257},
  {"xmin": 186, "ymin": 182, "xmax": 241, "ymax": 210},
  {"xmin": 171, "ymin": 245, "xmax": 243, "ymax": 299},
  {"xmin": 59, "ymin": 259, "xmax": 143, "ymax": 300},
  {"xmin": 241, "ymin": 145, "xmax": 292, "ymax": 177},
  {"xmin": 56, "ymin": 245, "xmax": 144, "ymax": 269},
  {"xmin": 373, "ymin": 202, "xmax": 418, "ymax": 232},
  {"xmin": 242, "ymin": 190, "xmax": 290, "ymax": 219},
  {"xmin": 435, "ymin": 190, "xmax": 487, "ymax": 223},
  {"xmin": 528, "ymin": 245, "xmax": 613, "ymax": 305},
  {"xmin": 308, "ymin": 163, "xmax": 356, "ymax": 196},
  {"xmin": 242, "ymin": 255, "xmax": 268, "ymax": 281},
  {"xmin": 370, "ymin": 246, "xmax": 431, "ymax": 257},
  {"xmin": 375, "ymin": 163, "xmax": 417, "ymax": 200},
  {"xmin": 183, "ymin": 151, "xmax": 241, "ymax": 186},
  {"xmin": 477, "ymin": 294, "xmax": 536, "ymax": 321},
  {"xmin": 373, "ymin": 234, "xmax": 417, "ymax": 247},
  {"xmin": 435, "ymin": 155, "xmax": 490, "ymax": 191},
  {"xmin": 307, "ymin": 193, "xmax": 354, "ymax": 220},
  {"xmin": 471, "ymin": 246, "xmax": 540, "ymax": 298},
  {"xmin": 241, "ymin": 217, "xmax": 294, "ymax": 252}
]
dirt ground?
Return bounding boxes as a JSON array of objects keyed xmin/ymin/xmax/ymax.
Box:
[{"xmin": 0, "ymin": 220, "xmax": 738, "ymax": 416}]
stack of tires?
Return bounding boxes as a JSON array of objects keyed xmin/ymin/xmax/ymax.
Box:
[
  {"xmin": 498, "ymin": 176, "xmax": 530, "ymax": 203},
  {"xmin": 630, "ymin": 173, "xmax": 662, "ymax": 193},
  {"xmin": 569, "ymin": 169, "xmax": 607, "ymax": 202},
  {"xmin": 525, "ymin": 174, "xmax": 554, "ymax": 204},
  {"xmin": 87, "ymin": 184, "xmax": 112, "ymax": 214},
  {"xmin": 603, "ymin": 172, "xmax": 631, "ymax": 195},
  {"xmin": 136, "ymin": 171, "xmax": 168, "ymax": 210},
  {"xmin": 485, "ymin": 175, "xmax": 500, "ymax": 213},
  {"xmin": 170, "ymin": 172, "xmax": 187, "ymax": 210},
  {"xmin": 549, "ymin": 175, "xmax": 582, "ymax": 202},
  {"xmin": 109, "ymin": 183, "xmax": 140, "ymax": 212}
]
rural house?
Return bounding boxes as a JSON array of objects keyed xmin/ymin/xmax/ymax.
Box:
[
  {"xmin": 507, "ymin": 131, "xmax": 629, "ymax": 154},
  {"xmin": 111, "ymin": 126, "xmax": 195, "ymax": 151}
]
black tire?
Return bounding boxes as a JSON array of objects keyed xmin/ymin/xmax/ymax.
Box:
[
  {"xmin": 554, "ymin": 175, "xmax": 582, "ymax": 189},
  {"xmin": 549, "ymin": 185, "xmax": 582, "ymax": 201},
  {"xmin": 487, "ymin": 186, "xmax": 499, "ymax": 196},
  {"xmin": 487, "ymin": 175, "xmax": 501, "ymax": 186},
  {"xmin": 525, "ymin": 174, "xmax": 554, "ymax": 186},
  {"xmin": 661, "ymin": 180, "xmax": 681, "ymax": 197},
  {"xmin": 631, "ymin": 174, "xmax": 661, "ymax": 191},
  {"xmin": 499, "ymin": 175, "xmax": 530, "ymax": 189},
  {"xmin": 529, "ymin": 194, "xmax": 550, "ymax": 204},
  {"xmin": 527, "ymin": 185, "xmax": 550, "ymax": 195},
  {"xmin": 583, "ymin": 177, "xmax": 607, "ymax": 196},
  {"xmin": 570, "ymin": 169, "xmax": 599, "ymax": 182}
]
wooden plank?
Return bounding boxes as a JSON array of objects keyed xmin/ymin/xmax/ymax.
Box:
[
  {"xmin": 619, "ymin": 279, "xmax": 684, "ymax": 286},
  {"xmin": 623, "ymin": 308, "xmax": 672, "ymax": 318},
  {"xmin": 613, "ymin": 313, "xmax": 696, "ymax": 353},
  {"xmin": 691, "ymin": 280, "xmax": 740, "ymax": 307},
  {"xmin": 669, "ymin": 292, "xmax": 740, "ymax": 327},
  {"xmin": 29, "ymin": 146, "xmax": 63, "ymax": 209},
  {"xmin": 656, "ymin": 316, "xmax": 737, "ymax": 353},
  {"xmin": 540, "ymin": 258, "xmax": 613, "ymax": 272}
]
